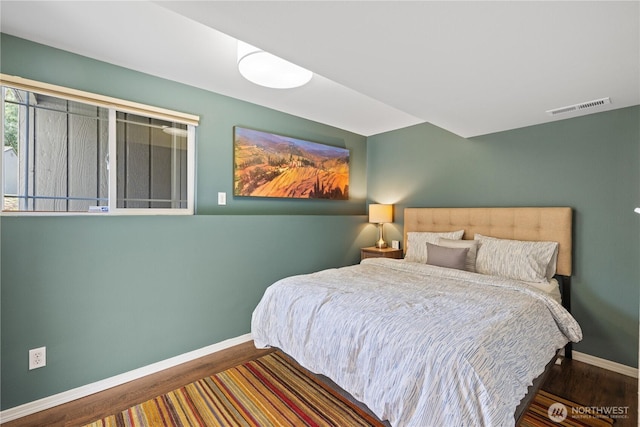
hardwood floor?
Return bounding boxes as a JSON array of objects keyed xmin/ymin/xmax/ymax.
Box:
[
  {"xmin": 2, "ymin": 342, "xmax": 637, "ymax": 427},
  {"xmin": 541, "ymin": 357, "xmax": 638, "ymax": 427},
  {"xmin": 1, "ymin": 342, "xmax": 274, "ymax": 427}
]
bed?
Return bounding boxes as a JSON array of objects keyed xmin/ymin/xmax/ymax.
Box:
[{"xmin": 252, "ymin": 207, "xmax": 582, "ymax": 426}]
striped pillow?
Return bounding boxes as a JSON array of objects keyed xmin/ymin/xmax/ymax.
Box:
[{"xmin": 474, "ymin": 234, "xmax": 558, "ymax": 283}]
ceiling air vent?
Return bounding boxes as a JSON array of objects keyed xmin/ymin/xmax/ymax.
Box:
[{"xmin": 546, "ymin": 97, "xmax": 611, "ymax": 116}]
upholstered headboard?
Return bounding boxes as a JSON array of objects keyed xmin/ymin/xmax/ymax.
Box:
[{"xmin": 404, "ymin": 207, "xmax": 573, "ymax": 276}]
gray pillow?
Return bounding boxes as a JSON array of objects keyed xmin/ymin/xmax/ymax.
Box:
[
  {"xmin": 425, "ymin": 243, "xmax": 470, "ymax": 270},
  {"xmin": 438, "ymin": 238, "xmax": 479, "ymax": 272}
]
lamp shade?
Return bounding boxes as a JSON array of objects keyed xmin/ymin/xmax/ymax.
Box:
[
  {"xmin": 369, "ymin": 204, "xmax": 393, "ymax": 224},
  {"xmin": 237, "ymin": 41, "xmax": 313, "ymax": 89}
]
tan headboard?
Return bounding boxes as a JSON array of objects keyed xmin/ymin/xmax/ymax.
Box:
[{"xmin": 404, "ymin": 207, "xmax": 573, "ymax": 276}]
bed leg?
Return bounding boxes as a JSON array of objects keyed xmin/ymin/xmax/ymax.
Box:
[
  {"xmin": 565, "ymin": 342, "xmax": 573, "ymax": 359},
  {"xmin": 558, "ymin": 275, "xmax": 573, "ymax": 360}
]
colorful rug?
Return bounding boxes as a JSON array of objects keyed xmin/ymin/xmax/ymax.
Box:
[
  {"xmin": 83, "ymin": 352, "xmax": 384, "ymax": 427},
  {"xmin": 519, "ymin": 390, "xmax": 615, "ymax": 427},
  {"xmin": 84, "ymin": 353, "xmax": 616, "ymax": 427}
]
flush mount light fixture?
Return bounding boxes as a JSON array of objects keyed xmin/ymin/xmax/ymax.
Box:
[{"xmin": 237, "ymin": 41, "xmax": 313, "ymax": 89}]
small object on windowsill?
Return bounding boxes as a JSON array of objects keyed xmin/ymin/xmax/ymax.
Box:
[{"xmin": 88, "ymin": 206, "xmax": 109, "ymax": 213}]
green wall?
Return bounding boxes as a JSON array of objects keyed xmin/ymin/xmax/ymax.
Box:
[
  {"xmin": 367, "ymin": 108, "xmax": 640, "ymax": 367},
  {"xmin": 0, "ymin": 34, "xmax": 372, "ymax": 409},
  {"xmin": 2, "ymin": 215, "xmax": 372, "ymax": 408}
]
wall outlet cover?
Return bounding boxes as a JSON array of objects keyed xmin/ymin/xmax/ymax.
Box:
[{"xmin": 29, "ymin": 347, "xmax": 46, "ymax": 370}]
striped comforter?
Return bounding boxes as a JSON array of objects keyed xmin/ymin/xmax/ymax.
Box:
[{"xmin": 251, "ymin": 258, "xmax": 582, "ymax": 427}]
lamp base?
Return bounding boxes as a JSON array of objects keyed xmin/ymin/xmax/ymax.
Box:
[
  {"xmin": 375, "ymin": 240, "xmax": 388, "ymax": 249},
  {"xmin": 375, "ymin": 223, "xmax": 387, "ymax": 248}
]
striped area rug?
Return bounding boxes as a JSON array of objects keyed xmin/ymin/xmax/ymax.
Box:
[
  {"xmin": 83, "ymin": 351, "xmax": 384, "ymax": 427},
  {"xmin": 519, "ymin": 390, "xmax": 614, "ymax": 427}
]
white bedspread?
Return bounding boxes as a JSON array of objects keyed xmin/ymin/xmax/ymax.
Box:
[{"xmin": 251, "ymin": 258, "xmax": 582, "ymax": 427}]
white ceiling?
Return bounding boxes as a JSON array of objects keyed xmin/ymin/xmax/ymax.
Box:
[{"xmin": 1, "ymin": 1, "xmax": 638, "ymax": 137}]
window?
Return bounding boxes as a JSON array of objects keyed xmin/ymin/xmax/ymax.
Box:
[{"xmin": 1, "ymin": 75, "xmax": 198, "ymax": 214}]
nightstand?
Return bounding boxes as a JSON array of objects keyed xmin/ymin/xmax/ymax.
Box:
[{"xmin": 361, "ymin": 246, "xmax": 403, "ymax": 261}]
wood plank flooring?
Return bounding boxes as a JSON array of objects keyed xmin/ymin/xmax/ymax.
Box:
[
  {"xmin": 541, "ymin": 357, "xmax": 638, "ymax": 427},
  {"xmin": 1, "ymin": 341, "xmax": 274, "ymax": 427},
  {"xmin": 2, "ymin": 342, "xmax": 636, "ymax": 427}
]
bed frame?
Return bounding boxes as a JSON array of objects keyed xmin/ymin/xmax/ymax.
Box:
[{"xmin": 403, "ymin": 207, "xmax": 574, "ymax": 424}]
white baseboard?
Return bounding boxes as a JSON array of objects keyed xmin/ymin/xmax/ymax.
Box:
[
  {"xmin": 0, "ymin": 333, "xmax": 253, "ymax": 423},
  {"xmin": 573, "ymin": 351, "xmax": 638, "ymax": 378}
]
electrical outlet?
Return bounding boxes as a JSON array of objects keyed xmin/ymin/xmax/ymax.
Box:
[{"xmin": 29, "ymin": 347, "xmax": 46, "ymax": 370}]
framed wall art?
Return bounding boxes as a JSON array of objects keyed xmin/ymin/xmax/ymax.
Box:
[{"xmin": 233, "ymin": 127, "xmax": 349, "ymax": 200}]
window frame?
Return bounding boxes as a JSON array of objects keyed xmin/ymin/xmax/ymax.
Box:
[{"xmin": 1, "ymin": 74, "xmax": 198, "ymax": 216}]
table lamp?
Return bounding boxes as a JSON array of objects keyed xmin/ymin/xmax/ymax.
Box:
[{"xmin": 369, "ymin": 204, "xmax": 393, "ymax": 248}]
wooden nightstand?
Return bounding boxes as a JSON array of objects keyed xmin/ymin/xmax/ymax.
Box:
[{"xmin": 361, "ymin": 246, "xmax": 403, "ymax": 260}]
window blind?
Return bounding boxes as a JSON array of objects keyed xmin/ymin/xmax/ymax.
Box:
[{"xmin": 0, "ymin": 73, "xmax": 199, "ymax": 126}]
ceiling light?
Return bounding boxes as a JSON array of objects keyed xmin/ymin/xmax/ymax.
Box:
[{"xmin": 237, "ymin": 41, "xmax": 313, "ymax": 89}]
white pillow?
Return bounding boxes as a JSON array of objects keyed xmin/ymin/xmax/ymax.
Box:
[
  {"xmin": 438, "ymin": 238, "xmax": 479, "ymax": 272},
  {"xmin": 474, "ymin": 234, "xmax": 558, "ymax": 283},
  {"xmin": 405, "ymin": 230, "xmax": 464, "ymax": 263},
  {"xmin": 544, "ymin": 248, "xmax": 559, "ymax": 280}
]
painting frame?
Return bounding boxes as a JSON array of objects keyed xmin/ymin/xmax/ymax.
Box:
[{"xmin": 233, "ymin": 126, "xmax": 350, "ymax": 200}]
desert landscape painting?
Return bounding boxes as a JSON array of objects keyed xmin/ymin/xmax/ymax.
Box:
[{"xmin": 233, "ymin": 127, "xmax": 349, "ymax": 199}]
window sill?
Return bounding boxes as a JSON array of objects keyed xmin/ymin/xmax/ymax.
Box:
[{"xmin": 1, "ymin": 209, "xmax": 194, "ymax": 217}]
